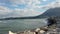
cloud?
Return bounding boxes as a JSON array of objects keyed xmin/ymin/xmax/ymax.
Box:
[
  {"xmin": 10, "ymin": 0, "xmax": 27, "ymax": 5},
  {"xmin": 0, "ymin": 6, "xmax": 43, "ymax": 18},
  {"xmin": 10, "ymin": 8, "xmax": 42, "ymax": 17},
  {"xmin": 43, "ymin": 0, "xmax": 60, "ymax": 8},
  {"xmin": 0, "ymin": 0, "xmax": 47, "ymax": 10},
  {"xmin": 10, "ymin": 0, "xmax": 41, "ymax": 5},
  {"xmin": 10, "ymin": 0, "xmax": 41, "ymax": 9},
  {"xmin": 0, "ymin": 0, "xmax": 59, "ymax": 18},
  {"xmin": 0, "ymin": 6, "xmax": 12, "ymax": 15},
  {"xmin": 0, "ymin": 0, "xmax": 44, "ymax": 18},
  {"xmin": 42, "ymin": 0, "xmax": 47, "ymax": 1}
]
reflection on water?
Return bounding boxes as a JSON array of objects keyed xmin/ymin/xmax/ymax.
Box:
[{"xmin": 0, "ymin": 19, "xmax": 47, "ymax": 34}]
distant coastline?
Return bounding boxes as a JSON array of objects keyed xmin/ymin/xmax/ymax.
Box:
[{"xmin": 0, "ymin": 16, "xmax": 47, "ymax": 20}]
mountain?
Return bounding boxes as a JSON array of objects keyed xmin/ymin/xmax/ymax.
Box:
[{"xmin": 36, "ymin": 7, "xmax": 60, "ymax": 17}]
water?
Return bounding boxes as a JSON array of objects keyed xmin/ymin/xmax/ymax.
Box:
[{"xmin": 0, "ymin": 19, "xmax": 47, "ymax": 34}]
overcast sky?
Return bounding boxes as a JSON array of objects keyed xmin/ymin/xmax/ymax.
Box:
[{"xmin": 0, "ymin": 0, "xmax": 60, "ymax": 18}]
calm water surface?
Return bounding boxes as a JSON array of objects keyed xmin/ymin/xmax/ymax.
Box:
[{"xmin": 0, "ymin": 19, "xmax": 47, "ymax": 34}]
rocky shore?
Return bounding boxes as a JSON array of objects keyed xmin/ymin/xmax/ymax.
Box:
[{"xmin": 9, "ymin": 24, "xmax": 60, "ymax": 34}]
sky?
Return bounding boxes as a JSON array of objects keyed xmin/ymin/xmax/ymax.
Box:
[{"xmin": 0, "ymin": 0, "xmax": 60, "ymax": 18}]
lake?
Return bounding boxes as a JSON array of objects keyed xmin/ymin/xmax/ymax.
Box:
[{"xmin": 0, "ymin": 19, "xmax": 47, "ymax": 34}]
